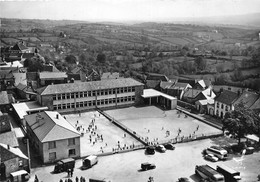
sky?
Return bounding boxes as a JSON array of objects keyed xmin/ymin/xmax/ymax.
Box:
[{"xmin": 1, "ymin": 0, "xmax": 260, "ymax": 22}]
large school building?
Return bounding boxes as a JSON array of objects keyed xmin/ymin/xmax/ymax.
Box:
[{"xmin": 36, "ymin": 78, "xmax": 144, "ymax": 113}]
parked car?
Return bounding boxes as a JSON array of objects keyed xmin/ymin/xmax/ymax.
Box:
[
  {"xmin": 156, "ymin": 145, "xmax": 166, "ymax": 153},
  {"xmin": 204, "ymin": 154, "xmax": 218, "ymax": 162},
  {"xmin": 146, "ymin": 146, "xmax": 155, "ymax": 155},
  {"xmin": 141, "ymin": 162, "xmax": 156, "ymax": 171},
  {"xmin": 178, "ymin": 177, "xmax": 190, "ymax": 182},
  {"xmin": 163, "ymin": 143, "xmax": 175, "ymax": 150},
  {"xmin": 245, "ymin": 147, "xmax": 254, "ymax": 155}
]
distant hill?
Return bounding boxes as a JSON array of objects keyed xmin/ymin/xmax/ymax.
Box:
[{"xmin": 168, "ymin": 13, "xmax": 260, "ymax": 28}]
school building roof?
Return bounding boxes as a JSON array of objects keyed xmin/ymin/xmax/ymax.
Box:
[{"xmin": 37, "ymin": 78, "xmax": 144, "ymax": 95}]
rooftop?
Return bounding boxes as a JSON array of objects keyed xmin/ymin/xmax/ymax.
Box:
[
  {"xmin": 38, "ymin": 78, "xmax": 144, "ymax": 95},
  {"xmin": 24, "ymin": 111, "xmax": 80, "ymax": 142},
  {"xmin": 0, "ymin": 131, "xmax": 19, "ymax": 147},
  {"xmin": 39, "ymin": 72, "xmax": 67, "ymax": 79},
  {"xmin": 215, "ymin": 89, "xmax": 238, "ymax": 105},
  {"xmin": 234, "ymin": 90, "xmax": 259, "ymax": 108},
  {"xmin": 142, "ymin": 88, "xmax": 177, "ymax": 101},
  {"xmin": 12, "ymin": 101, "xmax": 48, "ymax": 120},
  {"xmin": 0, "ymin": 91, "xmax": 11, "ymax": 105},
  {"xmin": 0, "ymin": 143, "xmax": 28, "ymax": 161}
]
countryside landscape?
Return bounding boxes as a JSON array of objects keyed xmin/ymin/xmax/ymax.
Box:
[{"xmin": 1, "ymin": 1, "xmax": 260, "ymax": 182}]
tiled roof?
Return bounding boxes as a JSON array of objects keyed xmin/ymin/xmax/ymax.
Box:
[
  {"xmin": 215, "ymin": 89, "xmax": 238, "ymax": 105},
  {"xmin": 12, "ymin": 43, "xmax": 29, "ymax": 51},
  {"xmin": 173, "ymin": 82, "xmax": 191, "ymax": 89},
  {"xmin": 39, "ymin": 72, "xmax": 67, "ymax": 79},
  {"xmin": 0, "ymin": 91, "xmax": 10, "ymax": 105},
  {"xmin": 0, "ymin": 143, "xmax": 28, "ymax": 162},
  {"xmin": 38, "ymin": 78, "xmax": 144, "ymax": 95},
  {"xmin": 201, "ymin": 88, "xmax": 216, "ymax": 100},
  {"xmin": 24, "ymin": 111, "xmax": 80, "ymax": 142},
  {"xmin": 160, "ymin": 81, "xmax": 175, "ymax": 89},
  {"xmin": 183, "ymin": 89, "xmax": 202, "ymax": 98},
  {"xmin": 197, "ymin": 80, "xmax": 206, "ymax": 88},
  {"xmin": 234, "ymin": 91, "xmax": 259, "ymax": 108},
  {"xmin": 0, "ymin": 131, "xmax": 19, "ymax": 147},
  {"xmin": 250, "ymin": 97, "xmax": 260, "ymax": 110},
  {"xmin": 146, "ymin": 73, "xmax": 168, "ymax": 81}
]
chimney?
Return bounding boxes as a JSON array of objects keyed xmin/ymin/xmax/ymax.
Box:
[
  {"xmin": 237, "ymin": 90, "xmax": 241, "ymax": 96},
  {"xmin": 56, "ymin": 114, "xmax": 59, "ymax": 119},
  {"xmin": 7, "ymin": 145, "xmax": 10, "ymax": 150}
]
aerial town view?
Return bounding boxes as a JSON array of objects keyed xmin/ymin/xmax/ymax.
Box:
[{"xmin": 0, "ymin": 0, "xmax": 260, "ymax": 182}]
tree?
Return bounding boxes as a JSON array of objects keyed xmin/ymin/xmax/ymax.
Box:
[
  {"xmin": 65, "ymin": 55, "xmax": 77, "ymax": 64},
  {"xmin": 96, "ymin": 53, "xmax": 106, "ymax": 64},
  {"xmin": 222, "ymin": 102, "xmax": 258, "ymax": 144},
  {"xmin": 195, "ymin": 56, "xmax": 207, "ymax": 70}
]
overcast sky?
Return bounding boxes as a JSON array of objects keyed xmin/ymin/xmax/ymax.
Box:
[{"xmin": 1, "ymin": 0, "xmax": 260, "ymax": 21}]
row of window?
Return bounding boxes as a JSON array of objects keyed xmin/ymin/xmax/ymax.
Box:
[
  {"xmin": 53, "ymin": 96, "xmax": 136, "ymax": 110},
  {"xmin": 53, "ymin": 87, "xmax": 136, "ymax": 100},
  {"xmin": 48, "ymin": 138, "xmax": 75, "ymax": 149},
  {"xmin": 216, "ymin": 102, "xmax": 229, "ymax": 111},
  {"xmin": 49, "ymin": 149, "xmax": 76, "ymax": 161}
]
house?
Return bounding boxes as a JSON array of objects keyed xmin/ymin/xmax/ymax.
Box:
[
  {"xmin": 0, "ymin": 143, "xmax": 29, "ymax": 179},
  {"xmin": 38, "ymin": 72, "xmax": 68, "ymax": 86},
  {"xmin": 36, "ymin": 78, "xmax": 144, "ymax": 113},
  {"xmin": 170, "ymin": 82, "xmax": 192, "ymax": 99},
  {"xmin": 24, "ymin": 111, "xmax": 81, "ymax": 163},
  {"xmin": 214, "ymin": 90, "xmax": 239, "ymax": 118},
  {"xmin": 16, "ymin": 83, "xmax": 36, "ymax": 100},
  {"xmin": 146, "ymin": 73, "xmax": 169, "ymax": 89},
  {"xmin": 10, "ymin": 43, "xmax": 30, "ymax": 54},
  {"xmin": 195, "ymin": 88, "xmax": 216, "ymax": 113},
  {"xmin": 0, "ymin": 70, "xmax": 15, "ymax": 90},
  {"xmin": 193, "ymin": 80, "xmax": 206, "ymax": 90},
  {"xmin": 182, "ymin": 88, "xmax": 202, "ymax": 104}
]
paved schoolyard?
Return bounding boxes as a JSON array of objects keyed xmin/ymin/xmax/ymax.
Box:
[
  {"xmin": 28, "ymin": 138, "xmax": 260, "ymax": 182},
  {"xmin": 106, "ymin": 106, "xmax": 222, "ymax": 144},
  {"xmin": 63, "ymin": 111, "xmax": 142, "ymax": 157}
]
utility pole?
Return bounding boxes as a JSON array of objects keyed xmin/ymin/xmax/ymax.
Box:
[{"xmin": 27, "ymin": 138, "xmax": 31, "ymax": 173}]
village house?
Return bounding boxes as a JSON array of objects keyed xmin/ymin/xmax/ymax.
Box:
[
  {"xmin": 0, "ymin": 143, "xmax": 29, "ymax": 179},
  {"xmin": 214, "ymin": 89, "xmax": 239, "ymax": 118},
  {"xmin": 24, "ymin": 111, "xmax": 81, "ymax": 163},
  {"xmin": 36, "ymin": 78, "xmax": 144, "ymax": 113},
  {"xmin": 0, "ymin": 91, "xmax": 13, "ymax": 112}
]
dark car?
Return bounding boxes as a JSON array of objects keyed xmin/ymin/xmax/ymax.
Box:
[
  {"xmin": 178, "ymin": 177, "xmax": 190, "ymax": 182},
  {"xmin": 146, "ymin": 146, "xmax": 155, "ymax": 155},
  {"xmin": 141, "ymin": 162, "xmax": 156, "ymax": 171},
  {"xmin": 163, "ymin": 143, "xmax": 175, "ymax": 150},
  {"xmin": 155, "ymin": 145, "xmax": 166, "ymax": 153}
]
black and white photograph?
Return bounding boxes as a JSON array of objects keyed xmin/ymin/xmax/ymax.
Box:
[{"xmin": 0, "ymin": 0, "xmax": 260, "ymax": 182}]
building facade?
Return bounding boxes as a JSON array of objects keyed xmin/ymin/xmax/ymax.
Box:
[
  {"xmin": 214, "ymin": 90, "xmax": 238, "ymax": 118},
  {"xmin": 37, "ymin": 78, "xmax": 144, "ymax": 113},
  {"xmin": 24, "ymin": 111, "xmax": 81, "ymax": 163}
]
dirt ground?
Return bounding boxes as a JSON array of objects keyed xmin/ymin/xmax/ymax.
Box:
[
  {"xmin": 63, "ymin": 111, "xmax": 142, "ymax": 157},
  {"xmin": 106, "ymin": 106, "xmax": 222, "ymax": 143}
]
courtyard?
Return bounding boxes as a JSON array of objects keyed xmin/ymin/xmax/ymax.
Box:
[
  {"xmin": 63, "ymin": 111, "xmax": 142, "ymax": 157},
  {"xmin": 106, "ymin": 106, "xmax": 222, "ymax": 144},
  {"xmin": 64, "ymin": 106, "xmax": 222, "ymax": 156}
]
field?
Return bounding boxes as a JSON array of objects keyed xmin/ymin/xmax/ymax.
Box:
[{"xmin": 17, "ymin": 37, "xmax": 41, "ymax": 42}]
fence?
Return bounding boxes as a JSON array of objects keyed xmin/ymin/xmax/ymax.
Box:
[{"xmin": 177, "ymin": 100, "xmax": 196, "ymax": 111}]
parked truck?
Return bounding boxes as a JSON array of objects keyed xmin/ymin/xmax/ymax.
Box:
[
  {"xmin": 82, "ymin": 155, "xmax": 98, "ymax": 170},
  {"xmin": 53, "ymin": 158, "xmax": 75, "ymax": 173}
]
